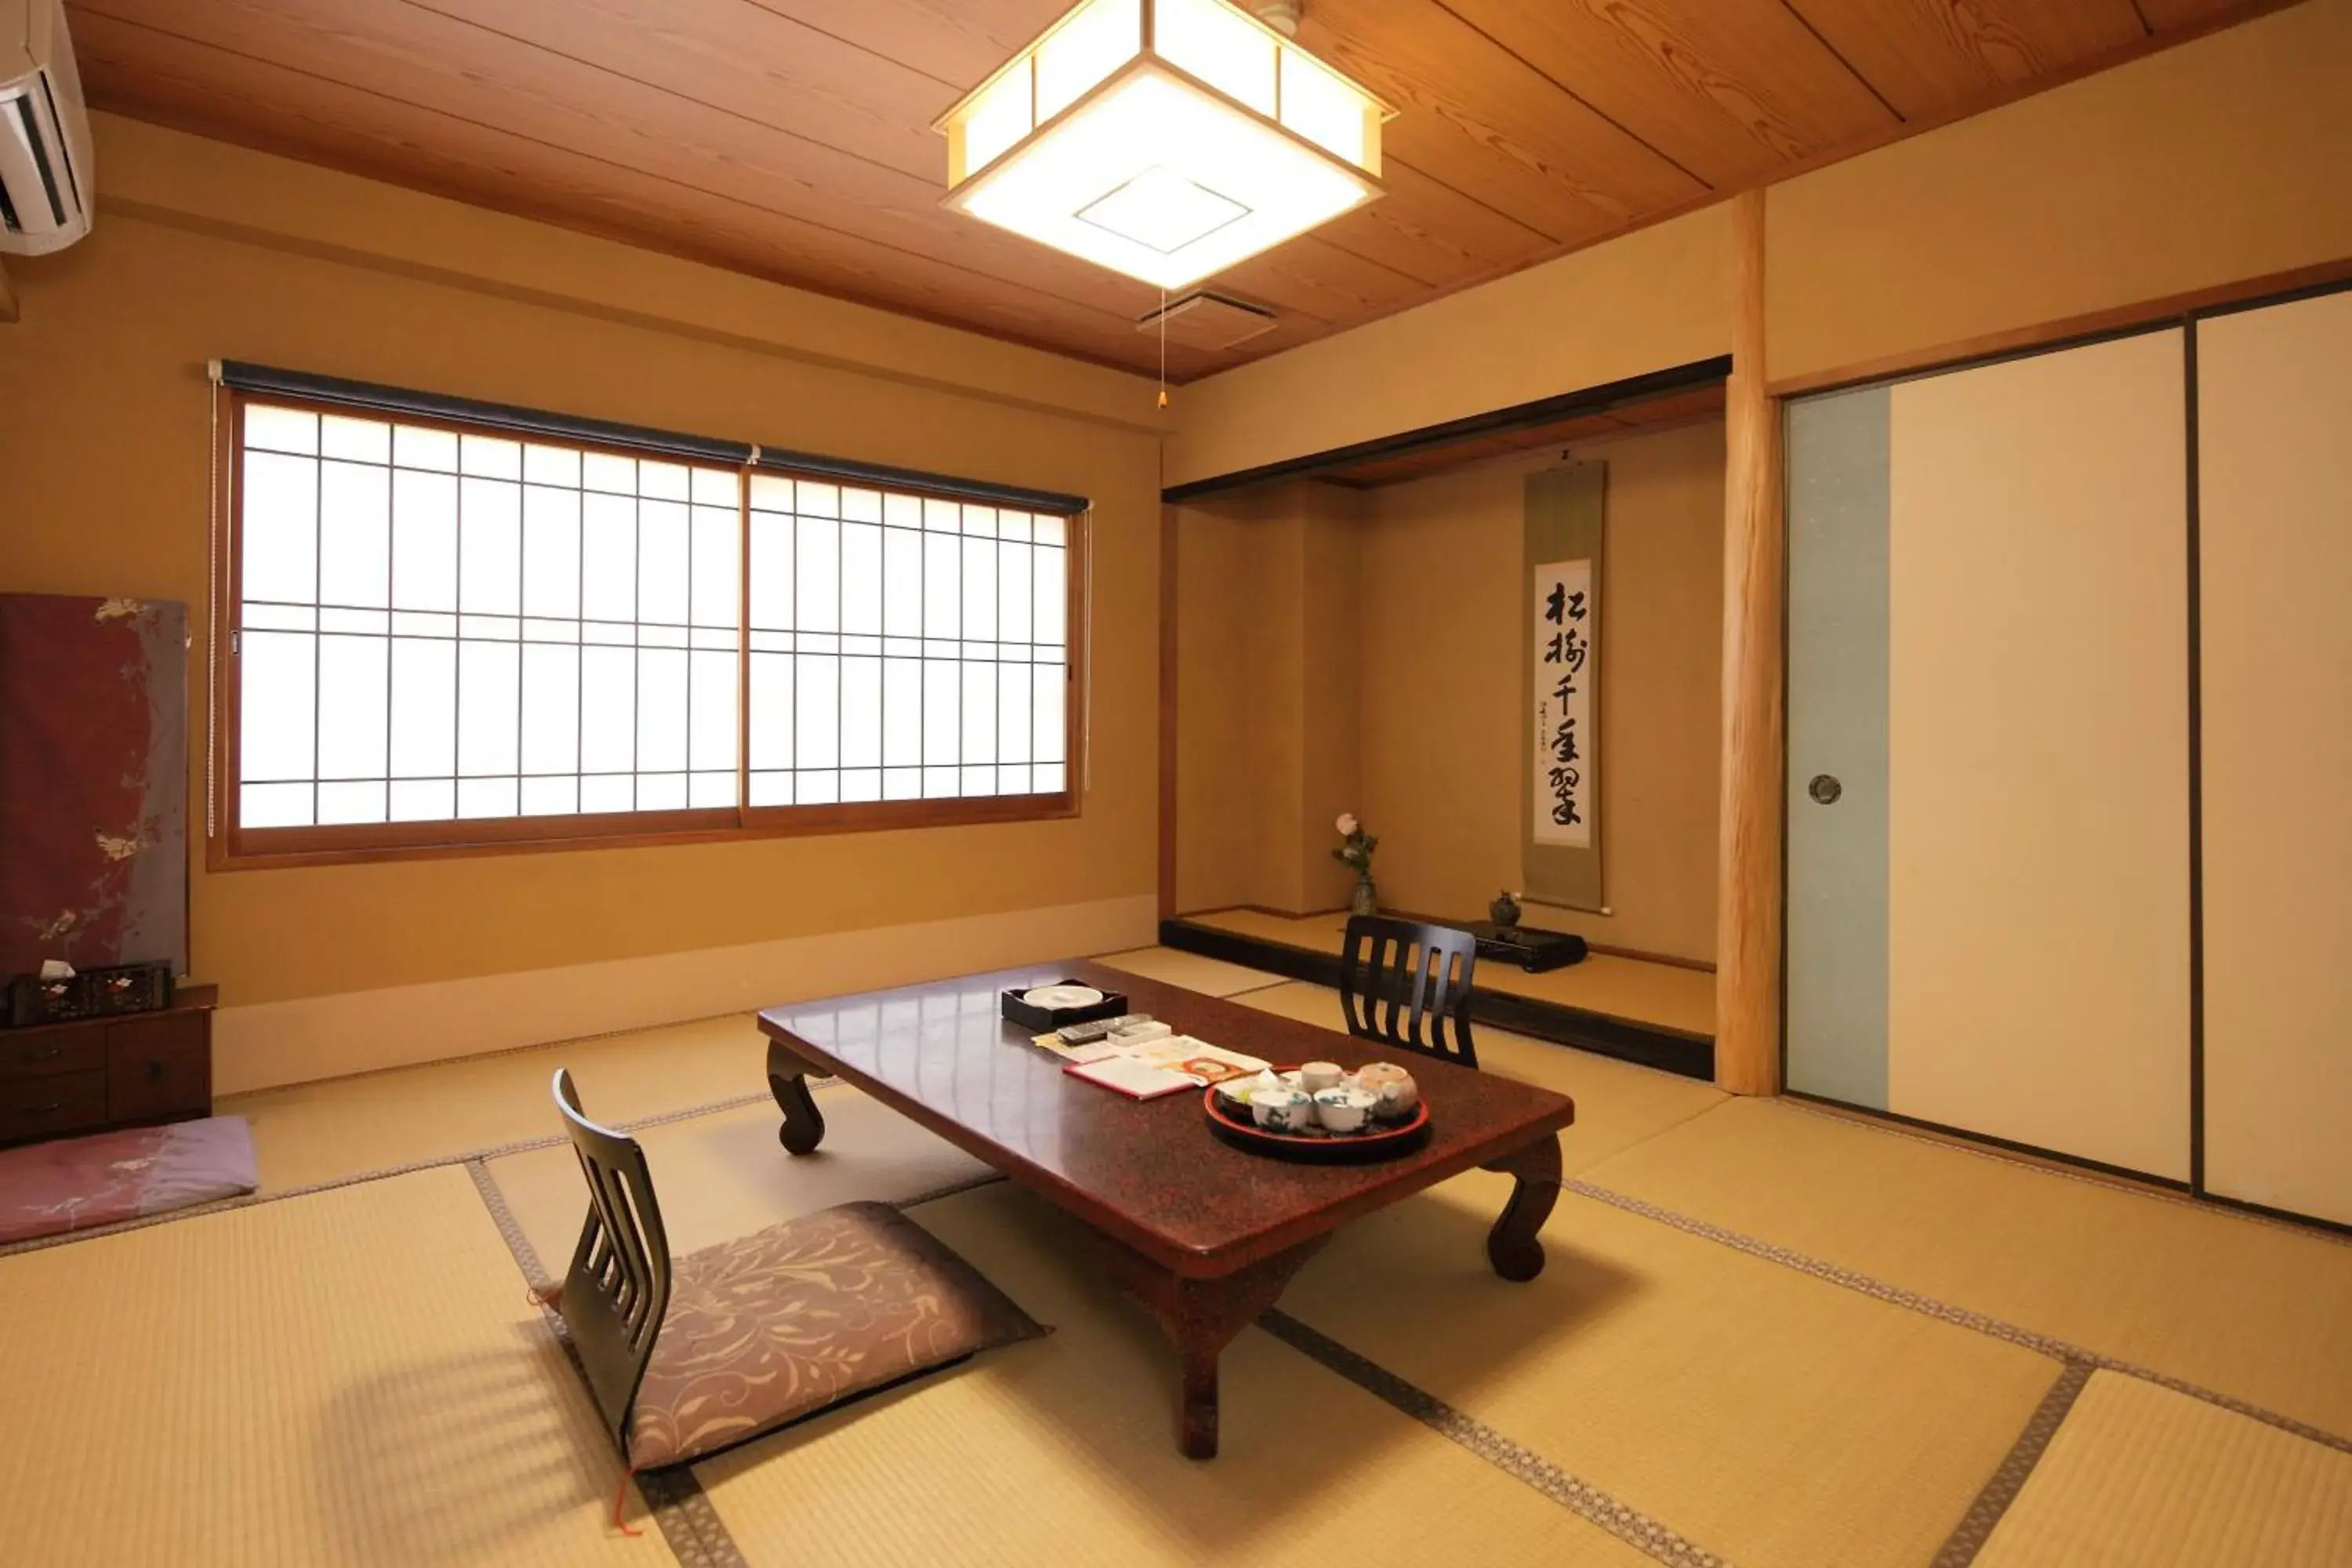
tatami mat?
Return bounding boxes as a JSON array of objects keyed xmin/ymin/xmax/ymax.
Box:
[
  {"xmin": 1089, "ymin": 944, "xmax": 1287, "ymax": 997},
  {"xmin": 1182, "ymin": 907, "xmax": 1719, "ymax": 1036},
  {"xmin": 694, "ymin": 1182, "xmax": 1663, "ymax": 1568},
  {"xmin": 1583, "ymin": 1096, "xmax": 2352, "ymax": 1439},
  {"xmin": 1232, "ymin": 980, "xmax": 1725, "ymax": 1174},
  {"xmin": 0, "ymin": 1166, "xmax": 662, "ymax": 1566},
  {"xmin": 1275, "ymin": 1171, "xmax": 2061, "ymax": 1568},
  {"xmin": 226, "ymin": 1011, "xmax": 769, "ymax": 1192},
  {"xmin": 1976, "ymin": 1371, "xmax": 2352, "ymax": 1566},
  {"xmin": 484, "ymin": 1089, "xmax": 993, "ymax": 1275}
]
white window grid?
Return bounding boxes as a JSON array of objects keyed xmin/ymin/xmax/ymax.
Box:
[
  {"xmin": 745, "ymin": 476, "xmax": 1070, "ymax": 807},
  {"xmin": 230, "ymin": 401, "xmax": 1079, "ymax": 835},
  {"xmin": 234, "ymin": 402, "xmax": 741, "ymax": 829}
]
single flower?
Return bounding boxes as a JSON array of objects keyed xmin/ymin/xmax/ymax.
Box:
[{"xmin": 1335, "ymin": 812, "xmax": 1359, "ymax": 837}]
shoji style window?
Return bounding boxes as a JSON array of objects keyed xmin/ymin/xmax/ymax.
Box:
[
  {"xmin": 212, "ymin": 369, "xmax": 1087, "ymax": 866},
  {"xmin": 744, "ymin": 479, "xmax": 1070, "ymax": 810}
]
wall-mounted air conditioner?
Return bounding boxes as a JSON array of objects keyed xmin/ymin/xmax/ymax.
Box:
[{"xmin": 1, "ymin": 0, "xmax": 93, "ymax": 255}]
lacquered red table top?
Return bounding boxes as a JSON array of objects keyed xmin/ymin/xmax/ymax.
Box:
[{"xmin": 757, "ymin": 958, "xmax": 1577, "ymax": 1277}]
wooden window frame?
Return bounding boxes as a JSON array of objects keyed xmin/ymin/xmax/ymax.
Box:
[{"xmin": 208, "ymin": 387, "xmax": 1087, "ymax": 871}]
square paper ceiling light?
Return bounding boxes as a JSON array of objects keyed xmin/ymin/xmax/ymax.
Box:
[{"xmin": 936, "ymin": 0, "xmax": 1393, "ymax": 290}]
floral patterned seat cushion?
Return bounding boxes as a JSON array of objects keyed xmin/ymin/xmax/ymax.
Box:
[{"xmin": 626, "ymin": 1200, "xmax": 1044, "ymax": 1468}]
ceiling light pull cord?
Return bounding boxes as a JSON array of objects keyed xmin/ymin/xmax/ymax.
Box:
[{"xmin": 1157, "ymin": 286, "xmax": 1169, "ymax": 410}]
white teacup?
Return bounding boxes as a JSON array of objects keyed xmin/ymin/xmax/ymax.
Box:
[
  {"xmin": 1299, "ymin": 1061, "xmax": 1345, "ymax": 1094},
  {"xmin": 1313, "ymin": 1085, "xmax": 1377, "ymax": 1134},
  {"xmin": 1251, "ymin": 1085, "xmax": 1316, "ymax": 1134}
]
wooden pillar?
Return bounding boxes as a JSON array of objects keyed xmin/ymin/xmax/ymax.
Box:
[
  {"xmin": 0, "ymin": 260, "xmax": 18, "ymax": 325},
  {"xmin": 1158, "ymin": 503, "xmax": 1180, "ymax": 920},
  {"xmin": 1715, "ymin": 189, "xmax": 1784, "ymax": 1096}
]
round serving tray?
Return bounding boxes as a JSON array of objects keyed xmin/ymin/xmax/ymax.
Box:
[{"xmin": 1202, "ymin": 1072, "xmax": 1432, "ymax": 1164}]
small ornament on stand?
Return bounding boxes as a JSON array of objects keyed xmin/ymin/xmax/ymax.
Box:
[
  {"xmin": 1489, "ymin": 890, "xmax": 1523, "ymax": 938},
  {"xmin": 1332, "ymin": 812, "xmax": 1381, "ymax": 916}
]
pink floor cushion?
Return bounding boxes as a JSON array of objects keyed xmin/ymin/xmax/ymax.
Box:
[
  {"xmin": 0, "ymin": 1116, "xmax": 258, "ymax": 1245},
  {"xmin": 626, "ymin": 1200, "xmax": 1046, "ymax": 1468}
]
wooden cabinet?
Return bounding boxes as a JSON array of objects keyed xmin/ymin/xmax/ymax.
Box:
[
  {"xmin": 0, "ymin": 984, "xmax": 215, "ymax": 1146},
  {"xmin": 1, "ymin": 1069, "xmax": 109, "ymax": 1144},
  {"xmin": 2, "ymin": 1024, "xmax": 108, "ymax": 1083}
]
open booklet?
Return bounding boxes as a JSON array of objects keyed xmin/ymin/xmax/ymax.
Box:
[{"xmin": 1061, "ymin": 1037, "xmax": 1270, "ymax": 1102}]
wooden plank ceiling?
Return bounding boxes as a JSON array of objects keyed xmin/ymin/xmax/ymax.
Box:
[{"xmin": 70, "ymin": 0, "xmax": 2267, "ymax": 381}]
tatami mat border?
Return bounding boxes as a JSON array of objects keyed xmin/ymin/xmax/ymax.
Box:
[
  {"xmin": 0, "ymin": 1085, "xmax": 791, "ymax": 1258},
  {"xmin": 469, "ymin": 1143, "xmax": 1720, "ymax": 1568},
  {"xmin": 463, "ymin": 1158, "xmax": 748, "ymax": 1568},
  {"xmin": 1780, "ymin": 1096, "xmax": 2352, "ymax": 1249},
  {"xmin": 1931, "ymin": 1361, "xmax": 2094, "ymax": 1568},
  {"xmin": 635, "ymin": 1469, "xmax": 748, "ymax": 1568},
  {"xmin": 1218, "ymin": 978, "xmax": 1295, "ymax": 998},
  {"xmin": 463, "ymin": 1146, "xmax": 1008, "ymax": 1566},
  {"xmin": 21, "ymin": 1023, "xmax": 2343, "ymax": 1568},
  {"xmin": 1566, "ymin": 1176, "xmax": 2352, "ymax": 1456},
  {"xmin": 1259, "ymin": 1309, "xmax": 1726, "ymax": 1568}
]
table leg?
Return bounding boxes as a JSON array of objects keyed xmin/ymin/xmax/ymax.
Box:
[
  {"xmin": 1481, "ymin": 1132, "xmax": 1563, "ymax": 1282},
  {"xmin": 766, "ymin": 1039, "xmax": 826, "ymax": 1156},
  {"xmin": 1089, "ymin": 1233, "xmax": 1329, "ymax": 1459}
]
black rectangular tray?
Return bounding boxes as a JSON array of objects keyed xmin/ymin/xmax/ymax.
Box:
[
  {"xmin": 1462, "ymin": 923, "xmax": 1588, "ymax": 973},
  {"xmin": 1000, "ymin": 982, "xmax": 1130, "ymax": 1033}
]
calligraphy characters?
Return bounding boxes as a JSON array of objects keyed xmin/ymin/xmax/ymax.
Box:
[{"xmin": 1542, "ymin": 580, "xmax": 1589, "ymax": 830}]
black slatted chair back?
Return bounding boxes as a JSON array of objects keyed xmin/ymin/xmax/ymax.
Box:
[
  {"xmin": 551, "ymin": 1068, "xmax": 673, "ymax": 1460},
  {"xmin": 1338, "ymin": 915, "xmax": 1480, "ymax": 1068}
]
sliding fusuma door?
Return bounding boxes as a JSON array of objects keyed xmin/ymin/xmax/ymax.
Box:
[
  {"xmin": 1786, "ymin": 329, "xmax": 2193, "ymax": 1180},
  {"xmin": 2198, "ymin": 287, "xmax": 2352, "ymax": 1226}
]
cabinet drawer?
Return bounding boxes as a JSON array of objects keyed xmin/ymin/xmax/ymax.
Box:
[
  {"xmin": 107, "ymin": 1011, "xmax": 205, "ymax": 1060},
  {"xmin": 2, "ymin": 1070, "xmax": 110, "ymax": 1142},
  {"xmin": 107, "ymin": 1018, "xmax": 210, "ymax": 1125},
  {"xmin": 1, "ymin": 1025, "xmax": 105, "ymax": 1082}
]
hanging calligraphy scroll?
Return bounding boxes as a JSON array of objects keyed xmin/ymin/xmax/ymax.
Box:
[{"xmin": 1522, "ymin": 463, "xmax": 1603, "ymax": 910}]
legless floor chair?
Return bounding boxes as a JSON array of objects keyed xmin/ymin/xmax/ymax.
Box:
[
  {"xmin": 1338, "ymin": 915, "xmax": 1481, "ymax": 1068},
  {"xmin": 547, "ymin": 1068, "xmax": 1045, "ymax": 1487}
]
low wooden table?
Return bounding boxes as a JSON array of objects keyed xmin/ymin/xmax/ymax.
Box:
[{"xmin": 757, "ymin": 960, "xmax": 1575, "ymax": 1458}]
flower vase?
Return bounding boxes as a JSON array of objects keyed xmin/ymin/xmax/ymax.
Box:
[{"xmin": 1351, "ymin": 874, "xmax": 1378, "ymax": 916}]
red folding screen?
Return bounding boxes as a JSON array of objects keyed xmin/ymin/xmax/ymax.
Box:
[{"xmin": 0, "ymin": 594, "xmax": 190, "ymax": 979}]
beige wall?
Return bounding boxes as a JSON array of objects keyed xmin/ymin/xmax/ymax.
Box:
[
  {"xmin": 1767, "ymin": 0, "xmax": 2352, "ymax": 384},
  {"xmin": 1295, "ymin": 496, "xmax": 1363, "ymax": 912},
  {"xmin": 1352, "ymin": 420, "xmax": 1723, "ymax": 963},
  {"xmin": 1165, "ymin": 206, "xmax": 1734, "ymax": 488},
  {"xmin": 1172, "ymin": 483, "xmax": 1362, "ymax": 916},
  {"xmin": 0, "ymin": 118, "xmax": 1164, "ymax": 1083},
  {"xmin": 90, "ymin": 114, "xmax": 1166, "ymax": 432}
]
